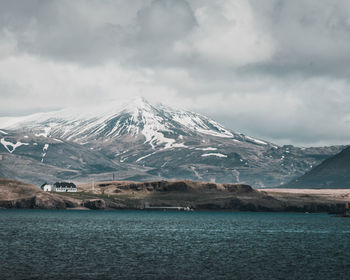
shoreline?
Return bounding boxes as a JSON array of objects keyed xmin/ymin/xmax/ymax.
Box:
[{"xmin": 1, "ymin": 178, "xmax": 349, "ymax": 213}]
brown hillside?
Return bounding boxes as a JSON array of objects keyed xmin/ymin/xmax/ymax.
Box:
[{"xmin": 0, "ymin": 178, "xmax": 79, "ymax": 209}]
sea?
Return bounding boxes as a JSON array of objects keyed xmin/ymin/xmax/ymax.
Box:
[{"xmin": 1, "ymin": 210, "xmax": 350, "ymax": 280}]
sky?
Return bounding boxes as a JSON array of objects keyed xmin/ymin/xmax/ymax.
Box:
[{"xmin": 1, "ymin": 0, "xmax": 350, "ymax": 147}]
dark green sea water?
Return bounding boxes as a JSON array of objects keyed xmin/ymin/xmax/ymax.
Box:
[{"xmin": 1, "ymin": 210, "xmax": 350, "ymax": 280}]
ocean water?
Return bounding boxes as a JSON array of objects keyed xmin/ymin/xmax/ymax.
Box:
[{"xmin": 1, "ymin": 210, "xmax": 350, "ymax": 280}]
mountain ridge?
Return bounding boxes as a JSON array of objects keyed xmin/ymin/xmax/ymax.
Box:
[
  {"xmin": 0, "ymin": 98, "xmax": 344, "ymax": 187},
  {"xmin": 0, "ymin": 98, "xmax": 270, "ymax": 148},
  {"xmin": 283, "ymin": 146, "xmax": 350, "ymax": 188}
]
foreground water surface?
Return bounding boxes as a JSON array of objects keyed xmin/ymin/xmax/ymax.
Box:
[{"xmin": 1, "ymin": 210, "xmax": 350, "ymax": 279}]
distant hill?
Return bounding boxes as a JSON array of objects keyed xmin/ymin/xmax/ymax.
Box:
[{"xmin": 283, "ymin": 146, "xmax": 350, "ymax": 188}]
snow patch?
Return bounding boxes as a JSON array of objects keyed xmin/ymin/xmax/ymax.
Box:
[
  {"xmin": 191, "ymin": 166, "xmax": 202, "ymax": 179},
  {"xmin": 136, "ymin": 151, "xmax": 157, "ymax": 162},
  {"xmin": 195, "ymin": 147, "xmax": 217, "ymax": 151},
  {"xmin": 170, "ymin": 143, "xmax": 187, "ymax": 149},
  {"xmin": 138, "ymin": 108, "xmax": 176, "ymax": 149},
  {"xmin": 201, "ymin": 153, "xmax": 227, "ymax": 158},
  {"xmin": 0, "ymin": 130, "xmax": 8, "ymax": 135},
  {"xmin": 35, "ymin": 127, "xmax": 51, "ymax": 137},
  {"xmin": 1, "ymin": 138, "xmax": 29, "ymax": 153},
  {"xmin": 172, "ymin": 112, "xmax": 233, "ymax": 138},
  {"xmin": 119, "ymin": 157, "xmax": 128, "ymax": 163},
  {"xmin": 244, "ymin": 136, "xmax": 267, "ymax": 145},
  {"xmin": 41, "ymin": 144, "xmax": 49, "ymax": 163}
]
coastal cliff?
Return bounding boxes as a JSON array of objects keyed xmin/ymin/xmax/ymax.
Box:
[
  {"xmin": 0, "ymin": 178, "xmax": 347, "ymax": 212},
  {"xmin": 0, "ymin": 178, "xmax": 79, "ymax": 209}
]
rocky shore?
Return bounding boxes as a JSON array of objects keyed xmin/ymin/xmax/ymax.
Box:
[{"xmin": 0, "ymin": 178, "xmax": 347, "ymax": 212}]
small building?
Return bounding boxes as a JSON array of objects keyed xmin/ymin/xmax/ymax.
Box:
[
  {"xmin": 40, "ymin": 182, "xmax": 53, "ymax": 192},
  {"xmin": 53, "ymin": 182, "xmax": 77, "ymax": 192},
  {"xmin": 40, "ymin": 182, "xmax": 77, "ymax": 192}
]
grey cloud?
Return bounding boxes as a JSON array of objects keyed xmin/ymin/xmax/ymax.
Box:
[
  {"xmin": 249, "ymin": 0, "xmax": 350, "ymax": 78},
  {"xmin": 136, "ymin": 0, "xmax": 197, "ymax": 42},
  {"xmin": 122, "ymin": 0, "xmax": 198, "ymax": 67},
  {"xmin": 0, "ymin": 0, "xmax": 145, "ymax": 63},
  {"xmin": 2, "ymin": 0, "xmax": 350, "ymax": 74},
  {"xmin": 1, "ymin": 0, "xmax": 350, "ymax": 146},
  {"xmin": 0, "ymin": 0, "xmax": 197, "ymax": 65}
]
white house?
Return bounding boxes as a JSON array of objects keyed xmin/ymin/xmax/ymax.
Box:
[
  {"xmin": 41, "ymin": 182, "xmax": 77, "ymax": 192},
  {"xmin": 40, "ymin": 182, "xmax": 53, "ymax": 192}
]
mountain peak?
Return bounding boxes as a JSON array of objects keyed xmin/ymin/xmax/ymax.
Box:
[
  {"xmin": 132, "ymin": 96, "xmax": 151, "ymax": 107},
  {"xmin": 0, "ymin": 98, "xmax": 273, "ymax": 149},
  {"xmin": 121, "ymin": 97, "xmax": 154, "ymax": 114}
]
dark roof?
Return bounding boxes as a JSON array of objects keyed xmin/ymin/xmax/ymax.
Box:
[{"xmin": 54, "ymin": 182, "xmax": 76, "ymax": 188}]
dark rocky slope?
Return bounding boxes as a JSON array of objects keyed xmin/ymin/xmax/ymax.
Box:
[{"xmin": 283, "ymin": 146, "xmax": 350, "ymax": 188}]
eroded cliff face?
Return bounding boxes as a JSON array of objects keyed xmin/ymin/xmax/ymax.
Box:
[
  {"xmin": 93, "ymin": 180, "xmax": 254, "ymax": 193},
  {"xmin": 79, "ymin": 180, "xmax": 346, "ymax": 212},
  {"xmin": 83, "ymin": 199, "xmax": 106, "ymax": 210}
]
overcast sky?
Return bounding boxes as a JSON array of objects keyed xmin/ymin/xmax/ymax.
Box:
[{"xmin": 1, "ymin": 0, "xmax": 350, "ymax": 146}]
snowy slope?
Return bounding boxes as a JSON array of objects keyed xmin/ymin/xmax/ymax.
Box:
[{"xmin": 0, "ymin": 98, "xmax": 267, "ymax": 149}]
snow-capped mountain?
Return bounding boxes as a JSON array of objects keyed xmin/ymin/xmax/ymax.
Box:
[
  {"xmin": 0, "ymin": 98, "xmax": 268, "ymax": 148},
  {"xmin": 0, "ymin": 98, "xmax": 344, "ymax": 186}
]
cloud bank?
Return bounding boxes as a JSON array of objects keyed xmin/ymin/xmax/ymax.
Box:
[{"xmin": 1, "ymin": 0, "xmax": 350, "ymax": 146}]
